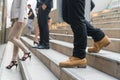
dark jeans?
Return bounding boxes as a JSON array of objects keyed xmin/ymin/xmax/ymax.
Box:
[
  {"xmin": 62, "ymin": 0, "xmax": 105, "ymax": 59},
  {"xmin": 69, "ymin": 0, "xmax": 87, "ymax": 59},
  {"xmin": 71, "ymin": 22, "xmax": 87, "ymax": 59},
  {"xmin": 37, "ymin": 7, "xmax": 51, "ymax": 47},
  {"xmin": 86, "ymin": 20, "xmax": 105, "ymax": 42}
]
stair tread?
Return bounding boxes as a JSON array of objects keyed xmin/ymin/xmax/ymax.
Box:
[
  {"xmin": 50, "ymin": 28, "xmax": 120, "ymax": 30},
  {"xmin": 26, "ymin": 34, "xmax": 120, "ymax": 63},
  {"xmin": 0, "ymin": 42, "xmax": 22, "ymax": 80},
  {"xmin": 50, "ymin": 33, "xmax": 120, "ymax": 41},
  {"xmin": 0, "ymin": 44, "xmax": 6, "ymax": 65},
  {"xmin": 21, "ymin": 36, "xmax": 118, "ymax": 80},
  {"xmin": 19, "ymin": 49, "xmax": 58, "ymax": 80},
  {"xmin": 50, "ymin": 39, "xmax": 120, "ymax": 63}
]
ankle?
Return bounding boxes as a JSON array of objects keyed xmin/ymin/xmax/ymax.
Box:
[{"xmin": 34, "ymin": 39, "xmax": 39, "ymax": 42}]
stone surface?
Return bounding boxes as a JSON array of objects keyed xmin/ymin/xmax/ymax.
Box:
[
  {"xmin": 0, "ymin": 42, "xmax": 22, "ymax": 80},
  {"xmin": 21, "ymin": 36, "xmax": 118, "ymax": 80}
]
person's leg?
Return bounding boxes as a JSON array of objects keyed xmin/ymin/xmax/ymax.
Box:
[
  {"xmin": 37, "ymin": 7, "xmax": 44, "ymax": 45},
  {"xmin": 86, "ymin": 20, "xmax": 105, "ymax": 41},
  {"xmin": 48, "ymin": 18, "xmax": 52, "ymax": 27},
  {"xmin": 6, "ymin": 19, "xmax": 30, "ymax": 69},
  {"xmin": 26, "ymin": 19, "xmax": 34, "ymax": 34},
  {"xmin": 59, "ymin": 0, "xmax": 87, "ymax": 68},
  {"xmin": 71, "ymin": 23, "xmax": 87, "ymax": 59},
  {"xmin": 8, "ymin": 20, "xmax": 30, "ymax": 54},
  {"xmin": 42, "ymin": 9, "xmax": 51, "ymax": 47},
  {"xmin": 37, "ymin": 7, "xmax": 51, "ymax": 49},
  {"xmin": 6, "ymin": 20, "xmax": 19, "ymax": 69},
  {"xmin": 34, "ymin": 25, "xmax": 39, "ymax": 44},
  {"xmin": 85, "ymin": 20, "xmax": 111, "ymax": 53},
  {"xmin": 48, "ymin": 18, "xmax": 53, "ymax": 39}
]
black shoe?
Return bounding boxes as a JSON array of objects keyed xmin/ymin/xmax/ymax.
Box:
[{"xmin": 37, "ymin": 45, "xmax": 49, "ymax": 49}]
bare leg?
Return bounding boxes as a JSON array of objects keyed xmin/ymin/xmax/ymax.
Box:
[
  {"xmin": 48, "ymin": 18, "xmax": 52, "ymax": 27},
  {"xmin": 8, "ymin": 20, "xmax": 29, "ymax": 53},
  {"xmin": 34, "ymin": 25, "xmax": 39, "ymax": 43}
]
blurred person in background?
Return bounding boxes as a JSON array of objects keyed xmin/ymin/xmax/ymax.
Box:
[{"xmin": 26, "ymin": 4, "xmax": 35, "ymax": 35}]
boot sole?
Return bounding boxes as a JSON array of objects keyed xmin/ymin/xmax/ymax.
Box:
[
  {"xmin": 77, "ymin": 64, "xmax": 87, "ymax": 68},
  {"xmin": 104, "ymin": 41, "xmax": 111, "ymax": 47},
  {"xmin": 88, "ymin": 41, "xmax": 111, "ymax": 53},
  {"xmin": 60, "ymin": 64, "xmax": 87, "ymax": 68}
]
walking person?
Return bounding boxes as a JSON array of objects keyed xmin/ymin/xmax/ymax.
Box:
[
  {"xmin": 35, "ymin": 0, "xmax": 53, "ymax": 49},
  {"xmin": 6, "ymin": 0, "xmax": 31, "ymax": 69},
  {"xmin": 26, "ymin": 4, "xmax": 35, "ymax": 35},
  {"xmin": 59, "ymin": 0, "xmax": 110, "ymax": 68}
]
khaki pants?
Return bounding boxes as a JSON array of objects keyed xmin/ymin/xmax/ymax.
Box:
[{"xmin": 8, "ymin": 19, "xmax": 29, "ymax": 61}]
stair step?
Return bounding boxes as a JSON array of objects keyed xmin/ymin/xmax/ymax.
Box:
[
  {"xmin": 92, "ymin": 22, "xmax": 120, "ymax": 28},
  {"xmin": 92, "ymin": 8, "xmax": 120, "ymax": 17},
  {"xmin": 49, "ymin": 39, "xmax": 120, "ymax": 79},
  {"xmin": 21, "ymin": 36, "xmax": 118, "ymax": 80},
  {"xmin": 0, "ymin": 44, "xmax": 6, "ymax": 66},
  {"xmin": 0, "ymin": 42, "xmax": 22, "ymax": 80},
  {"xmin": 50, "ymin": 33, "xmax": 120, "ymax": 53},
  {"xmin": 18, "ymin": 49, "xmax": 58, "ymax": 80},
  {"xmin": 92, "ymin": 16, "xmax": 120, "ymax": 23},
  {"xmin": 50, "ymin": 28, "xmax": 120, "ymax": 38},
  {"xmin": 26, "ymin": 34, "xmax": 120, "ymax": 77}
]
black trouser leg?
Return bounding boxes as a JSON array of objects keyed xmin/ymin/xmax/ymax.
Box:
[
  {"xmin": 85, "ymin": 20, "xmax": 105, "ymax": 42},
  {"xmin": 71, "ymin": 22, "xmax": 87, "ymax": 59},
  {"xmin": 69, "ymin": 0, "xmax": 86, "ymax": 59},
  {"xmin": 38, "ymin": 7, "xmax": 51, "ymax": 46}
]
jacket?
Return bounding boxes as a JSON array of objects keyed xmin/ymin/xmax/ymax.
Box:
[{"xmin": 11, "ymin": 0, "xmax": 27, "ymax": 22}]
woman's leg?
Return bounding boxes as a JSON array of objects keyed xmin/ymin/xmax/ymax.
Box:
[
  {"xmin": 34, "ymin": 25, "xmax": 39, "ymax": 43},
  {"xmin": 48, "ymin": 19, "xmax": 52, "ymax": 27},
  {"xmin": 8, "ymin": 20, "xmax": 29, "ymax": 54}
]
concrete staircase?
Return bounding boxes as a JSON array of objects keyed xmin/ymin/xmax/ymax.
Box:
[
  {"xmin": 0, "ymin": 42, "xmax": 23, "ymax": 80},
  {"xmin": 0, "ymin": 44, "xmax": 6, "ymax": 66},
  {"xmin": 91, "ymin": 8, "xmax": 120, "ymax": 28},
  {"xmin": 20, "ymin": 36, "xmax": 118, "ymax": 80},
  {"xmin": 0, "ymin": 42, "xmax": 58, "ymax": 80},
  {"xmin": 0, "ymin": 7, "xmax": 120, "ymax": 80},
  {"xmin": 0, "ymin": 30, "xmax": 119, "ymax": 80}
]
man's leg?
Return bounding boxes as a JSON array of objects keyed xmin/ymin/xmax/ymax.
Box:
[
  {"xmin": 37, "ymin": 7, "xmax": 51, "ymax": 49},
  {"xmin": 85, "ymin": 20, "xmax": 111, "ymax": 53},
  {"xmin": 37, "ymin": 7, "xmax": 44, "ymax": 45},
  {"xmin": 59, "ymin": 0, "xmax": 87, "ymax": 68}
]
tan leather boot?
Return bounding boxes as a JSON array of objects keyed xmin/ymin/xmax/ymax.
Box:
[
  {"xmin": 59, "ymin": 57, "xmax": 87, "ymax": 68},
  {"xmin": 88, "ymin": 35, "xmax": 111, "ymax": 53}
]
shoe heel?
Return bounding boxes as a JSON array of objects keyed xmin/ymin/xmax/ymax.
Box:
[
  {"xmin": 15, "ymin": 64, "xmax": 18, "ymax": 69},
  {"xmin": 77, "ymin": 64, "xmax": 87, "ymax": 68},
  {"xmin": 20, "ymin": 52, "xmax": 31, "ymax": 61},
  {"xmin": 29, "ymin": 55, "xmax": 31, "ymax": 60},
  {"xmin": 104, "ymin": 41, "xmax": 111, "ymax": 47},
  {"xmin": 6, "ymin": 61, "xmax": 18, "ymax": 69}
]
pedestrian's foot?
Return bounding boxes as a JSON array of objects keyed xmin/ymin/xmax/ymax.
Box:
[
  {"xmin": 59, "ymin": 57, "xmax": 87, "ymax": 68},
  {"xmin": 88, "ymin": 35, "xmax": 111, "ymax": 53}
]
